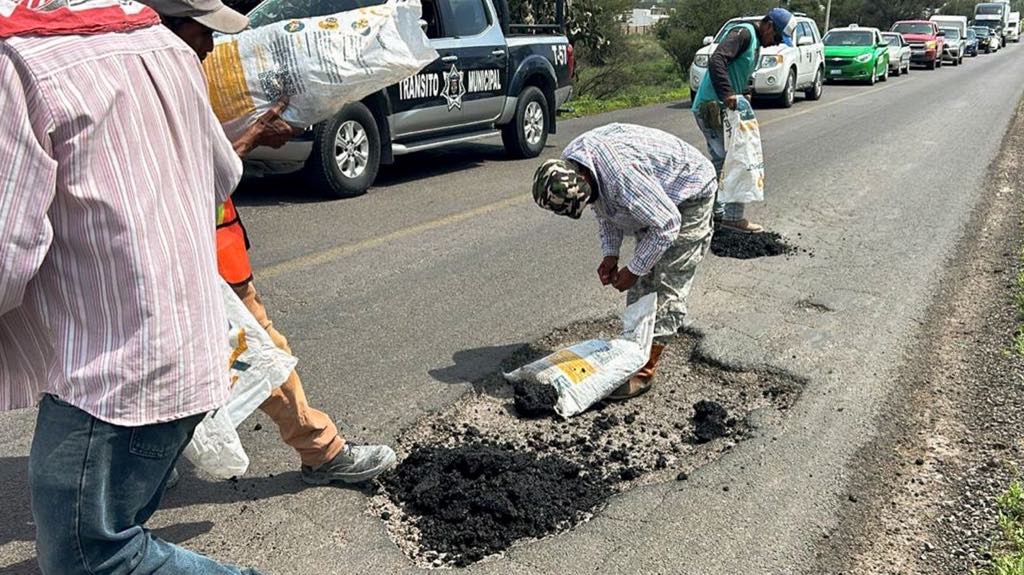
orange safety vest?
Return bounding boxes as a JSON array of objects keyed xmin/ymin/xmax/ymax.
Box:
[{"xmin": 216, "ymin": 199, "xmax": 254, "ymax": 287}]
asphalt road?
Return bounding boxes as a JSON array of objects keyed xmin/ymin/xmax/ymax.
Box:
[{"xmin": 2, "ymin": 46, "xmax": 1024, "ymax": 574}]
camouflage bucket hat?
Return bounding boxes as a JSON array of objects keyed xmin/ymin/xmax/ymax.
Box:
[{"xmin": 532, "ymin": 159, "xmax": 591, "ymax": 220}]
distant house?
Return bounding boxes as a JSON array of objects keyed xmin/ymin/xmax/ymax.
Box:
[{"xmin": 624, "ymin": 6, "xmax": 669, "ymax": 33}]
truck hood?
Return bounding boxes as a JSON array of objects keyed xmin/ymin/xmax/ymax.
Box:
[
  {"xmin": 824, "ymin": 45, "xmax": 874, "ymax": 57},
  {"xmin": 900, "ymin": 33, "xmax": 938, "ymax": 42}
]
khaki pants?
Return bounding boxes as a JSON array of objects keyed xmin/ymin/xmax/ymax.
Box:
[
  {"xmin": 627, "ymin": 192, "xmax": 715, "ymax": 343},
  {"xmin": 233, "ymin": 281, "xmax": 344, "ymax": 468}
]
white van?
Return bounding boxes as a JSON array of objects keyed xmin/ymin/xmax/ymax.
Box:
[
  {"xmin": 930, "ymin": 14, "xmax": 968, "ymax": 39},
  {"xmin": 1009, "ymin": 11, "xmax": 1021, "ymax": 42}
]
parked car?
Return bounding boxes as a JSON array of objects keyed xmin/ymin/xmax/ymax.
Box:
[
  {"xmin": 823, "ymin": 25, "xmax": 890, "ymax": 85},
  {"xmin": 892, "ymin": 20, "xmax": 946, "ymax": 69},
  {"xmin": 881, "ymin": 32, "xmax": 911, "ymax": 76},
  {"xmin": 974, "ymin": 25, "xmax": 998, "ymax": 53},
  {"xmin": 243, "ymin": 0, "xmax": 574, "ymax": 198},
  {"xmin": 689, "ymin": 13, "xmax": 825, "ymax": 108},
  {"xmin": 965, "ymin": 28, "xmax": 980, "ymax": 56},
  {"xmin": 940, "ymin": 26, "xmax": 966, "ymax": 65},
  {"xmin": 930, "ymin": 14, "xmax": 968, "ymax": 39}
]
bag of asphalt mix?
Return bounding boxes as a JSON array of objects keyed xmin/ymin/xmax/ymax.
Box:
[
  {"xmin": 719, "ymin": 96, "xmax": 765, "ymax": 205},
  {"xmin": 503, "ymin": 294, "xmax": 658, "ymax": 418}
]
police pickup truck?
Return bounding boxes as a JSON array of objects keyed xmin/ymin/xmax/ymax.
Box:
[{"xmin": 244, "ymin": 0, "xmax": 574, "ymax": 197}]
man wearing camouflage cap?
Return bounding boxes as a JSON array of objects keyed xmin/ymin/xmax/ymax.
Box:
[{"xmin": 533, "ymin": 123, "xmax": 717, "ymax": 400}]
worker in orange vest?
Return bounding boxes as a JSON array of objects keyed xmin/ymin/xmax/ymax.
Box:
[{"xmin": 164, "ymin": 15, "xmax": 396, "ymax": 486}]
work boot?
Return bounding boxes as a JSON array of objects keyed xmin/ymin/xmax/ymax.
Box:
[
  {"xmin": 607, "ymin": 344, "xmax": 666, "ymax": 401},
  {"xmin": 719, "ymin": 219, "xmax": 764, "ymax": 234},
  {"xmin": 301, "ymin": 443, "xmax": 397, "ymax": 485}
]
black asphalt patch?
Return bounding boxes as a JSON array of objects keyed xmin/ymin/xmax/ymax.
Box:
[{"xmin": 711, "ymin": 229, "xmax": 803, "ymax": 260}]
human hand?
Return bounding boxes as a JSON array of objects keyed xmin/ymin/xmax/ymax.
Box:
[
  {"xmin": 724, "ymin": 95, "xmax": 739, "ymax": 110},
  {"xmin": 252, "ymin": 100, "xmax": 300, "ymax": 149},
  {"xmin": 611, "ymin": 268, "xmax": 638, "ymax": 292},
  {"xmin": 598, "ymin": 256, "xmax": 619, "ymax": 286}
]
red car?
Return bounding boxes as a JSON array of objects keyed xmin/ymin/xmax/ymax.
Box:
[{"xmin": 892, "ymin": 20, "xmax": 947, "ymax": 69}]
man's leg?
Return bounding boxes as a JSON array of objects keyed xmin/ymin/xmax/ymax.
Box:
[
  {"xmin": 627, "ymin": 193, "xmax": 715, "ymax": 343},
  {"xmin": 693, "ymin": 104, "xmax": 727, "ymax": 220},
  {"xmin": 232, "ymin": 280, "xmax": 395, "ymax": 483},
  {"xmin": 29, "ymin": 395, "xmax": 261, "ymax": 575},
  {"xmin": 233, "ymin": 280, "xmax": 344, "ymax": 468}
]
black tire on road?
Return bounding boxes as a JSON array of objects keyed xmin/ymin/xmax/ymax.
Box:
[
  {"xmin": 306, "ymin": 102, "xmax": 381, "ymax": 199},
  {"xmin": 502, "ymin": 86, "xmax": 549, "ymax": 158},
  {"xmin": 928, "ymin": 58, "xmax": 937, "ymax": 69},
  {"xmin": 805, "ymin": 67, "xmax": 823, "ymax": 101},
  {"xmin": 780, "ymin": 69, "xmax": 796, "ymax": 108}
]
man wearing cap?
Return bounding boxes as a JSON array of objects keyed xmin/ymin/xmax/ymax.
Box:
[
  {"xmin": 0, "ymin": 1, "xmax": 264, "ymax": 573},
  {"xmin": 532, "ymin": 123, "xmax": 717, "ymax": 400},
  {"xmin": 691, "ymin": 7, "xmax": 795, "ymax": 234},
  {"xmin": 160, "ymin": 11, "xmax": 398, "ymax": 486}
]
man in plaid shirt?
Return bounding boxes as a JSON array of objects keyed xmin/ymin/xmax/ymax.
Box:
[{"xmin": 532, "ymin": 123, "xmax": 716, "ymax": 400}]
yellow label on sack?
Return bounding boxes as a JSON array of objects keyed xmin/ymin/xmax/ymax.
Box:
[
  {"xmin": 204, "ymin": 40, "xmax": 255, "ymax": 124},
  {"xmin": 548, "ymin": 349, "xmax": 598, "ymax": 384}
]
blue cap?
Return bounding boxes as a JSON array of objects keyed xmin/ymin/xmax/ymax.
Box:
[{"xmin": 766, "ymin": 8, "xmax": 796, "ymax": 45}]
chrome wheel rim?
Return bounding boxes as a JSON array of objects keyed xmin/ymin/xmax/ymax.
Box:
[
  {"xmin": 334, "ymin": 120, "xmax": 369, "ymax": 179},
  {"xmin": 524, "ymin": 101, "xmax": 545, "ymax": 146}
]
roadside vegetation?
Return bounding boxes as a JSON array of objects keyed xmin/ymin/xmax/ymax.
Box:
[{"xmin": 975, "ymin": 469, "xmax": 1024, "ymax": 575}]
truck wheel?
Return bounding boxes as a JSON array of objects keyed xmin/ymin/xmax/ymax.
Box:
[
  {"xmin": 805, "ymin": 67, "xmax": 823, "ymax": 100},
  {"xmin": 779, "ymin": 69, "xmax": 796, "ymax": 108},
  {"xmin": 928, "ymin": 58, "xmax": 937, "ymax": 69},
  {"xmin": 502, "ymin": 86, "xmax": 548, "ymax": 158},
  {"xmin": 306, "ymin": 102, "xmax": 381, "ymax": 199}
]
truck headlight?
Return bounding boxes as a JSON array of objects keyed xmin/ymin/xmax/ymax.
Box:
[
  {"xmin": 694, "ymin": 54, "xmax": 709, "ymax": 68},
  {"xmin": 926, "ymin": 40, "xmax": 937, "ymax": 49},
  {"xmin": 760, "ymin": 54, "xmax": 784, "ymax": 68},
  {"xmin": 855, "ymin": 53, "xmax": 872, "ymax": 63}
]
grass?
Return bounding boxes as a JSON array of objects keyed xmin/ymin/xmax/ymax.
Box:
[
  {"xmin": 560, "ymin": 34, "xmax": 690, "ymax": 119},
  {"xmin": 975, "ymin": 469, "xmax": 1024, "ymax": 574}
]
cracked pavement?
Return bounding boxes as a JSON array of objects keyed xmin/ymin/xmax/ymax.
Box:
[{"xmin": 2, "ymin": 46, "xmax": 1024, "ymax": 574}]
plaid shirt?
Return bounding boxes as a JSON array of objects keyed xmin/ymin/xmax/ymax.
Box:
[{"xmin": 562, "ymin": 123, "xmax": 716, "ymax": 276}]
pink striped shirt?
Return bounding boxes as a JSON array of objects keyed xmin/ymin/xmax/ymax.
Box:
[{"xmin": 0, "ymin": 26, "xmax": 243, "ymax": 426}]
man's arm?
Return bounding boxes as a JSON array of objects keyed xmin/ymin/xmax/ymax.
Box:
[
  {"xmin": 708, "ymin": 26, "xmax": 753, "ymax": 103},
  {"xmin": 590, "ymin": 141, "xmax": 680, "ymax": 277},
  {"xmin": 598, "ymin": 217, "xmax": 624, "ymax": 259},
  {"xmin": 0, "ymin": 44, "xmax": 58, "ymax": 317}
]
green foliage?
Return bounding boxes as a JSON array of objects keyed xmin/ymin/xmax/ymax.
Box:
[
  {"xmin": 654, "ymin": 0, "xmax": 772, "ymax": 74},
  {"xmin": 509, "ymin": 0, "xmax": 630, "ymax": 65},
  {"xmin": 976, "ymin": 470, "xmax": 1024, "ymax": 575}
]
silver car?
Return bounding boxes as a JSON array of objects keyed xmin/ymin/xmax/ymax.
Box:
[{"xmin": 881, "ymin": 32, "xmax": 912, "ymax": 76}]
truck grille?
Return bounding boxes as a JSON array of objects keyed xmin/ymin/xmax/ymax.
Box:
[{"xmin": 909, "ymin": 42, "xmax": 926, "ymax": 50}]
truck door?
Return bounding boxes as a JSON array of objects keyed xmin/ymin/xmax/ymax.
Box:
[
  {"xmin": 795, "ymin": 21, "xmax": 816, "ymax": 84},
  {"xmin": 388, "ymin": 0, "xmax": 507, "ymax": 138}
]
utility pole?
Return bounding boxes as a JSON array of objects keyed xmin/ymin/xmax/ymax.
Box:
[{"xmin": 824, "ymin": 0, "xmax": 832, "ymax": 31}]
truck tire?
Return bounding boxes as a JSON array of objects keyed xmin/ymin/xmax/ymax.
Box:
[
  {"xmin": 805, "ymin": 67, "xmax": 824, "ymax": 100},
  {"xmin": 306, "ymin": 102, "xmax": 381, "ymax": 199},
  {"xmin": 779, "ymin": 69, "xmax": 796, "ymax": 108},
  {"xmin": 928, "ymin": 58, "xmax": 937, "ymax": 69},
  {"xmin": 502, "ymin": 86, "xmax": 549, "ymax": 158}
]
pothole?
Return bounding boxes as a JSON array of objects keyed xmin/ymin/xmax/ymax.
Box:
[
  {"xmin": 371, "ymin": 317, "xmax": 806, "ymax": 568},
  {"xmin": 711, "ymin": 229, "xmax": 813, "ymax": 260}
]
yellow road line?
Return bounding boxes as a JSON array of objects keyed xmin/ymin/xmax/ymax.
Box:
[
  {"xmin": 256, "ymin": 193, "xmax": 531, "ymax": 280},
  {"xmin": 256, "ymin": 81, "xmax": 902, "ymax": 278}
]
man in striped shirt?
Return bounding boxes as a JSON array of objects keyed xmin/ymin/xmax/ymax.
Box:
[
  {"xmin": 0, "ymin": 2, "xmax": 264, "ymax": 573},
  {"xmin": 532, "ymin": 123, "xmax": 717, "ymax": 400}
]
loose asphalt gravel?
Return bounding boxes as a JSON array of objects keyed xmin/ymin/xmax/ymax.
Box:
[{"xmin": 2, "ymin": 44, "xmax": 1024, "ymax": 575}]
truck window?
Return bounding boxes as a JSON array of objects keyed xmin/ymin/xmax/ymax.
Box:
[
  {"xmin": 796, "ymin": 22, "xmax": 813, "ymax": 43},
  {"xmin": 246, "ymin": 0, "xmax": 387, "ymax": 28},
  {"xmin": 446, "ymin": 0, "xmax": 490, "ymax": 37},
  {"xmin": 421, "ymin": 0, "xmax": 442, "ymax": 38}
]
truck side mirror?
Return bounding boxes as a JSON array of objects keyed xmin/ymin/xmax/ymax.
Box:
[{"xmin": 702, "ymin": 36, "xmax": 713, "ymax": 46}]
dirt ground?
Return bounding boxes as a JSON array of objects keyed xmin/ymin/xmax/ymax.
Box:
[
  {"xmin": 369, "ymin": 321, "xmax": 805, "ymax": 568},
  {"xmin": 814, "ymin": 104, "xmax": 1024, "ymax": 574}
]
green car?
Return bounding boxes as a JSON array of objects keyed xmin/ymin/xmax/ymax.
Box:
[{"xmin": 823, "ymin": 26, "xmax": 890, "ymax": 85}]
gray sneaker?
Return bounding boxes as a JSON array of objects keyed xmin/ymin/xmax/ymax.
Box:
[{"xmin": 301, "ymin": 443, "xmax": 397, "ymax": 485}]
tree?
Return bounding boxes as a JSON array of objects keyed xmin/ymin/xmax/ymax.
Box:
[{"xmin": 655, "ymin": 0, "xmax": 773, "ymax": 73}]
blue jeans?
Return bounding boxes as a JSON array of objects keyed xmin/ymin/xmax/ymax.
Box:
[
  {"xmin": 693, "ymin": 103, "xmax": 745, "ymax": 221},
  {"xmin": 29, "ymin": 394, "xmax": 263, "ymax": 575}
]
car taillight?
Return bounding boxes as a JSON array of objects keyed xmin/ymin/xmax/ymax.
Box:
[{"xmin": 567, "ymin": 43, "xmax": 575, "ymax": 78}]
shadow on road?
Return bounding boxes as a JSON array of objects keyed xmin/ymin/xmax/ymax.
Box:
[
  {"xmin": 428, "ymin": 343, "xmax": 528, "ymax": 387},
  {"xmin": 152, "ymin": 521, "xmax": 215, "ymax": 544},
  {"xmin": 0, "ymin": 558, "xmax": 39, "ymax": 575},
  {"xmin": 0, "ymin": 457, "xmax": 33, "ymax": 547},
  {"xmin": 158, "ymin": 467, "xmax": 370, "ymax": 511}
]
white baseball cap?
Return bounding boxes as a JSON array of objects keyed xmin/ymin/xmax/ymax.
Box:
[{"xmin": 140, "ymin": 0, "xmax": 249, "ymax": 34}]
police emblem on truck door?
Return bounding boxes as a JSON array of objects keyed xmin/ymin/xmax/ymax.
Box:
[{"xmin": 441, "ymin": 64, "xmax": 466, "ymax": 111}]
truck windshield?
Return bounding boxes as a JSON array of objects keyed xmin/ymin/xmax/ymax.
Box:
[
  {"xmin": 941, "ymin": 28, "xmax": 961, "ymax": 40},
  {"xmin": 973, "ymin": 25, "xmax": 992, "ymax": 36},
  {"xmin": 892, "ymin": 23, "xmax": 934, "ymax": 35},
  {"xmin": 976, "ymin": 4, "xmax": 1006, "ymax": 15},
  {"xmin": 824, "ymin": 30, "xmax": 874, "ymax": 46},
  {"xmin": 247, "ymin": 0, "xmax": 387, "ymax": 28}
]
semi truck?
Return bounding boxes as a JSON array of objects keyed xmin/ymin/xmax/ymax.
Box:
[{"xmin": 974, "ymin": 1, "xmax": 1011, "ymax": 44}]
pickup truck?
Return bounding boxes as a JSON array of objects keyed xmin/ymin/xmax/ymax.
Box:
[
  {"xmin": 892, "ymin": 20, "xmax": 946, "ymax": 70},
  {"xmin": 244, "ymin": 0, "xmax": 574, "ymax": 198}
]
